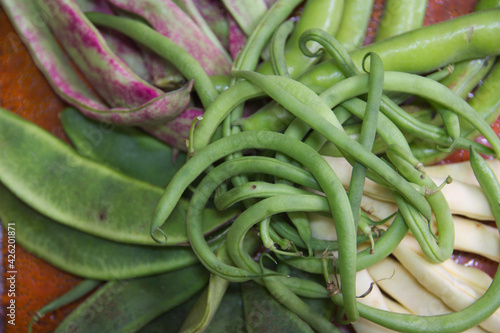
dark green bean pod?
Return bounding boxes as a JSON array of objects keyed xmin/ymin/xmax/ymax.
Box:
[
  {"xmin": 0, "ymin": 108, "xmax": 238, "ymax": 246},
  {"xmin": 60, "ymin": 107, "xmax": 187, "ymax": 188},
  {"xmin": 55, "ymin": 265, "xmax": 210, "ymax": 333},
  {"xmin": 374, "ymin": 0, "xmax": 427, "ymax": 42},
  {"xmin": 0, "ymin": 183, "xmax": 208, "ymax": 280}
]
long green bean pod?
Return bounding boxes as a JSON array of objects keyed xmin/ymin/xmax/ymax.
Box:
[
  {"xmin": 334, "ymin": 0, "xmax": 374, "ymax": 51},
  {"xmin": 374, "ymin": 0, "xmax": 427, "ymax": 42}
]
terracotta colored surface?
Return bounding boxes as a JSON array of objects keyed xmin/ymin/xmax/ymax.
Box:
[
  {"xmin": 0, "ymin": 6, "xmax": 82, "ymax": 333},
  {"xmin": 0, "ymin": 1, "xmax": 497, "ymax": 332}
]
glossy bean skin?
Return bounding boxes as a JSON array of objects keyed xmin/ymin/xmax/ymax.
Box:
[
  {"xmin": 300, "ymin": 9, "xmax": 500, "ymax": 91},
  {"xmin": 412, "ymin": 58, "xmax": 500, "ymax": 164},
  {"xmin": 374, "ymin": 0, "xmax": 427, "ymax": 42},
  {"xmin": 150, "ymin": 130, "xmax": 358, "ymax": 319},
  {"xmin": 0, "ymin": 183, "xmax": 207, "ymax": 280},
  {"xmin": 334, "ymin": 0, "xmax": 374, "ymax": 51},
  {"xmin": 0, "ymin": 108, "xmax": 238, "ymax": 246},
  {"xmin": 257, "ymin": 0, "xmax": 346, "ymax": 78}
]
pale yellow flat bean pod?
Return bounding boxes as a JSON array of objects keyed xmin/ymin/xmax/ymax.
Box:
[
  {"xmin": 393, "ymin": 241, "xmax": 500, "ymax": 332},
  {"xmin": 425, "ymin": 159, "xmax": 500, "ymax": 187},
  {"xmin": 367, "ymin": 257, "xmax": 453, "ymax": 316},
  {"xmin": 323, "ymin": 156, "xmax": 494, "ymax": 220},
  {"xmin": 352, "ymin": 270, "xmax": 396, "ymax": 333}
]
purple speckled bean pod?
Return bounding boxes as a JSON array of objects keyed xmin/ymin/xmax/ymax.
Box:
[
  {"xmin": 3, "ymin": 0, "xmax": 194, "ymax": 125},
  {"xmin": 227, "ymin": 12, "xmax": 247, "ymax": 60},
  {"xmin": 191, "ymin": 0, "xmax": 229, "ymax": 49},
  {"xmin": 143, "ymin": 108, "xmax": 204, "ymax": 150},
  {"xmin": 106, "ymin": 0, "xmax": 232, "ymax": 76},
  {"xmin": 172, "ymin": 0, "xmax": 230, "ymax": 57},
  {"xmin": 140, "ymin": 48, "xmax": 186, "ymax": 89},
  {"xmin": 75, "ymin": 0, "xmax": 152, "ymax": 83}
]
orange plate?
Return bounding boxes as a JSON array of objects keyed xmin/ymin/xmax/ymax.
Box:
[{"xmin": 1, "ymin": 0, "xmax": 497, "ymax": 332}]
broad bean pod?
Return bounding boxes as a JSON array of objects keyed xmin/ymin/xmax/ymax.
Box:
[
  {"xmin": 0, "ymin": 183, "xmax": 209, "ymax": 280},
  {"xmin": 0, "ymin": 108, "xmax": 237, "ymax": 245}
]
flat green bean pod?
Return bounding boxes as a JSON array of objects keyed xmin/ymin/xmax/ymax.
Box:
[
  {"xmin": 55, "ymin": 265, "xmax": 209, "ymax": 333},
  {"xmin": 60, "ymin": 107, "xmax": 187, "ymax": 188},
  {"xmin": 0, "ymin": 108, "xmax": 238, "ymax": 246},
  {"xmin": 0, "ymin": 183, "xmax": 207, "ymax": 280}
]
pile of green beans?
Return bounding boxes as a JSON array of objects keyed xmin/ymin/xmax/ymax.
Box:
[{"xmin": 2, "ymin": 0, "xmax": 500, "ymax": 332}]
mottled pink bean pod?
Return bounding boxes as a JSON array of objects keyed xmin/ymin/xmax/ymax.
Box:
[
  {"xmin": 143, "ymin": 108, "xmax": 205, "ymax": 150},
  {"xmin": 107, "ymin": 0, "xmax": 232, "ymax": 76},
  {"xmin": 3, "ymin": 0, "xmax": 193, "ymax": 125},
  {"xmin": 191, "ymin": 0, "xmax": 229, "ymax": 49},
  {"xmin": 76, "ymin": 0, "xmax": 152, "ymax": 83},
  {"xmin": 227, "ymin": 13, "xmax": 247, "ymax": 60}
]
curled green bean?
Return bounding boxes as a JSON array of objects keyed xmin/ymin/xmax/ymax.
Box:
[{"xmin": 232, "ymin": 71, "xmax": 432, "ymax": 219}]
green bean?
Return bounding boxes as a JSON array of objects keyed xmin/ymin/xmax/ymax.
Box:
[
  {"xmin": 29, "ymin": 279, "xmax": 101, "ymax": 333},
  {"xmin": 233, "ymin": 0, "xmax": 303, "ymax": 73},
  {"xmin": 157, "ymin": 132, "xmax": 357, "ymax": 317},
  {"xmin": 257, "ymin": 0, "xmax": 346, "ymax": 78},
  {"xmin": 177, "ymin": 241, "xmax": 232, "ymax": 332},
  {"xmin": 177, "ymin": 134, "xmax": 356, "ymax": 284},
  {"xmin": 152, "ymin": 131, "xmax": 345, "ymax": 237},
  {"xmin": 412, "ymin": 58, "xmax": 500, "ymax": 164},
  {"xmin": 214, "ymin": 181, "xmax": 313, "ymax": 211},
  {"xmin": 375, "ymin": 0, "xmax": 427, "ymax": 42},
  {"xmin": 432, "ymin": 57, "xmax": 495, "ymax": 146},
  {"xmin": 55, "ymin": 265, "xmax": 210, "ymax": 333},
  {"xmin": 316, "ymin": 147, "xmax": 500, "ymax": 331},
  {"xmin": 270, "ymin": 20, "xmax": 295, "ymax": 77},
  {"xmin": 334, "ymin": 0, "xmax": 374, "ymax": 51},
  {"xmin": 226, "ymin": 194, "xmax": 358, "ymax": 321},
  {"xmin": 241, "ymin": 280, "xmax": 324, "ymax": 333},
  {"xmin": 299, "ymin": 8, "xmax": 500, "ymax": 91},
  {"xmin": 86, "ymin": 12, "xmax": 218, "ymax": 108},
  {"xmin": 271, "ymin": 216, "xmax": 385, "ymax": 251},
  {"xmin": 0, "ymin": 108, "xmax": 238, "ymax": 246},
  {"xmin": 223, "ymin": 0, "xmax": 303, "ymax": 150},
  {"xmin": 317, "ymin": 72, "xmax": 500, "ymax": 155},
  {"xmin": 348, "ymin": 53, "xmax": 384, "ymax": 231},
  {"xmin": 193, "ymin": 80, "xmax": 265, "ymax": 149},
  {"xmin": 386, "ymin": 144, "xmax": 455, "ymax": 262},
  {"xmin": 60, "ymin": 107, "xmax": 187, "ymax": 188},
  {"xmin": 234, "ymin": 101, "xmax": 296, "ymax": 132},
  {"xmin": 263, "ymin": 277, "xmax": 340, "ymax": 333},
  {"xmin": 232, "ymin": 71, "xmax": 432, "ymax": 219},
  {"xmin": 0, "ymin": 183, "xmax": 207, "ymax": 280},
  {"xmin": 278, "ymin": 212, "xmax": 408, "ymax": 275}
]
